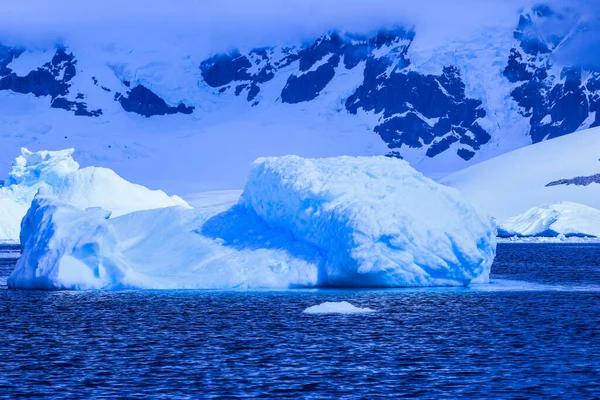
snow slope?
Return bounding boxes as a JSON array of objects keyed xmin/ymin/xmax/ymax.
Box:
[
  {"xmin": 498, "ymin": 202, "xmax": 600, "ymax": 238},
  {"xmin": 441, "ymin": 126, "xmax": 600, "ymax": 220},
  {"xmin": 9, "ymin": 155, "xmax": 496, "ymax": 290},
  {"xmin": 0, "ymin": 148, "xmax": 187, "ymax": 242}
]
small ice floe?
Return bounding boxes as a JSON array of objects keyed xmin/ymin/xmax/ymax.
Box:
[{"xmin": 303, "ymin": 301, "xmax": 375, "ymax": 314}]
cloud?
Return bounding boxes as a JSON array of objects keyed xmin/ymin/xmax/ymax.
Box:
[
  {"xmin": 3, "ymin": 0, "xmax": 598, "ymax": 70},
  {"xmin": 0, "ymin": 0, "xmax": 531, "ymax": 51},
  {"xmin": 547, "ymin": 1, "xmax": 600, "ymax": 70}
]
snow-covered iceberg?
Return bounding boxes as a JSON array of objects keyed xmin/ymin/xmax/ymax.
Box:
[
  {"xmin": 0, "ymin": 148, "xmax": 188, "ymax": 242},
  {"xmin": 9, "ymin": 156, "xmax": 496, "ymax": 290},
  {"xmin": 241, "ymin": 156, "xmax": 496, "ymax": 286},
  {"xmin": 303, "ymin": 301, "xmax": 375, "ymax": 314},
  {"xmin": 498, "ymin": 201, "xmax": 600, "ymax": 238}
]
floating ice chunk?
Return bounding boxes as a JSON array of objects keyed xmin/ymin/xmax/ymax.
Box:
[
  {"xmin": 498, "ymin": 201, "xmax": 600, "ymax": 238},
  {"xmin": 241, "ymin": 155, "xmax": 496, "ymax": 287},
  {"xmin": 303, "ymin": 301, "xmax": 375, "ymax": 314},
  {"xmin": 0, "ymin": 148, "xmax": 189, "ymax": 242}
]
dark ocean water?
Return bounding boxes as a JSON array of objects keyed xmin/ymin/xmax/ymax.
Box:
[{"xmin": 0, "ymin": 243, "xmax": 599, "ymax": 399}]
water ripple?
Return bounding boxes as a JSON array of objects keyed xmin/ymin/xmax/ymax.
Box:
[{"xmin": 0, "ymin": 244, "xmax": 599, "ymax": 398}]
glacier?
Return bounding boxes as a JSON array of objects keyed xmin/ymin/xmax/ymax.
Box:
[
  {"xmin": 0, "ymin": 148, "xmax": 188, "ymax": 242},
  {"xmin": 9, "ymin": 155, "xmax": 496, "ymax": 290},
  {"xmin": 498, "ymin": 202, "xmax": 600, "ymax": 239}
]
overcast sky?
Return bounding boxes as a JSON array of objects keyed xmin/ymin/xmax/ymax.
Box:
[
  {"xmin": 0, "ymin": 0, "xmax": 531, "ymax": 48},
  {"xmin": 0, "ymin": 0, "xmax": 598, "ymax": 69}
]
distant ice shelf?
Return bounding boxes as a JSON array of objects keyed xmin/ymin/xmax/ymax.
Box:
[{"xmin": 498, "ymin": 237, "xmax": 600, "ymax": 244}]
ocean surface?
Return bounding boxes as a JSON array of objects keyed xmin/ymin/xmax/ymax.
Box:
[{"xmin": 1, "ymin": 243, "xmax": 599, "ymax": 399}]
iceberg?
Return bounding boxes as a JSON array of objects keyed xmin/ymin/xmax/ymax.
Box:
[
  {"xmin": 9, "ymin": 155, "xmax": 496, "ymax": 290},
  {"xmin": 9, "ymin": 194, "xmax": 319, "ymax": 290},
  {"xmin": 241, "ymin": 156, "xmax": 496, "ymax": 286},
  {"xmin": 0, "ymin": 148, "xmax": 188, "ymax": 242},
  {"xmin": 8, "ymin": 192, "xmax": 137, "ymax": 290},
  {"xmin": 498, "ymin": 201, "xmax": 600, "ymax": 238},
  {"xmin": 303, "ymin": 301, "xmax": 375, "ymax": 314}
]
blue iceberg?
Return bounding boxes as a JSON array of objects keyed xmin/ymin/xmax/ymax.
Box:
[{"xmin": 9, "ymin": 155, "xmax": 496, "ymax": 290}]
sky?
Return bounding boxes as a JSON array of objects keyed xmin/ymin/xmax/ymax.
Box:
[
  {"xmin": 550, "ymin": 1, "xmax": 600, "ymax": 70},
  {"xmin": 0, "ymin": 0, "xmax": 531, "ymax": 50},
  {"xmin": 1, "ymin": 0, "xmax": 599, "ymax": 69}
]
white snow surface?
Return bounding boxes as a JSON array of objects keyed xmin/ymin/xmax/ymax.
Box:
[
  {"xmin": 441, "ymin": 127, "xmax": 600, "ymax": 221},
  {"xmin": 184, "ymin": 190, "xmax": 242, "ymax": 209},
  {"xmin": 303, "ymin": 301, "xmax": 375, "ymax": 314},
  {"xmin": 498, "ymin": 201, "xmax": 600, "ymax": 238},
  {"xmin": 9, "ymin": 155, "xmax": 496, "ymax": 290},
  {"xmin": 0, "ymin": 148, "xmax": 188, "ymax": 242}
]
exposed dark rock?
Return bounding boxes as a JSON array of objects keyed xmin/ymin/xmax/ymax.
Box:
[
  {"xmin": 200, "ymin": 48, "xmax": 275, "ymax": 103},
  {"xmin": 281, "ymin": 55, "xmax": 340, "ymax": 103},
  {"xmin": 117, "ymin": 84, "xmax": 194, "ymax": 117},
  {"xmin": 201, "ymin": 28, "xmax": 489, "ymax": 159},
  {"xmin": 51, "ymin": 97, "xmax": 102, "ymax": 117},
  {"xmin": 546, "ymin": 173, "xmax": 600, "ymax": 187},
  {"xmin": 0, "ymin": 47, "xmax": 103, "ymax": 117},
  {"xmin": 348, "ymin": 65, "xmax": 489, "ymax": 157},
  {"xmin": 504, "ymin": 5, "xmax": 594, "ymax": 143},
  {"xmin": 0, "ymin": 45, "xmax": 25, "ymax": 76},
  {"xmin": 456, "ymin": 148, "xmax": 476, "ymax": 161}
]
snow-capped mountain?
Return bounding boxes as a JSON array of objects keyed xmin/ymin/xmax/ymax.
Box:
[
  {"xmin": 0, "ymin": 3, "xmax": 597, "ymax": 197},
  {"xmin": 504, "ymin": 5, "xmax": 600, "ymax": 142},
  {"xmin": 200, "ymin": 29, "xmax": 490, "ymax": 162}
]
